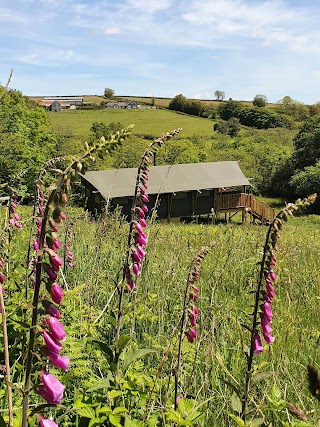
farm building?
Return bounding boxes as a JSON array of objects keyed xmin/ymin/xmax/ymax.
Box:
[
  {"xmin": 41, "ymin": 96, "xmax": 83, "ymax": 109},
  {"xmin": 81, "ymin": 161, "xmax": 275, "ymax": 224},
  {"xmin": 40, "ymin": 100, "xmax": 62, "ymax": 112},
  {"xmin": 106, "ymin": 101, "xmax": 139, "ymax": 109}
]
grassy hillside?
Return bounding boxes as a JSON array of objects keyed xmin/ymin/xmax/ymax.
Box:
[{"xmin": 48, "ymin": 108, "xmax": 216, "ymax": 139}]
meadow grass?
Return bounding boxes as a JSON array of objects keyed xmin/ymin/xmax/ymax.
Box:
[
  {"xmin": 51, "ymin": 211, "xmax": 320, "ymax": 426},
  {"xmin": 47, "ymin": 108, "xmax": 215, "ymax": 140}
]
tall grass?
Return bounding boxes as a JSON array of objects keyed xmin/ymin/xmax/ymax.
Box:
[{"xmin": 55, "ymin": 213, "xmax": 320, "ymax": 426}]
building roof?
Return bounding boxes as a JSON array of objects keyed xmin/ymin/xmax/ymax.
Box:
[{"xmin": 82, "ymin": 161, "xmax": 251, "ymax": 199}]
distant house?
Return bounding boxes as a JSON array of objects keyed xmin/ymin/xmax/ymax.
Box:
[
  {"xmin": 81, "ymin": 161, "xmax": 275, "ymax": 224},
  {"xmin": 40, "ymin": 100, "xmax": 62, "ymax": 112},
  {"xmin": 42, "ymin": 96, "xmax": 83, "ymax": 109},
  {"xmin": 106, "ymin": 101, "xmax": 139, "ymax": 109}
]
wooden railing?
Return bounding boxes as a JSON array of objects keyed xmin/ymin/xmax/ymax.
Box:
[{"xmin": 217, "ymin": 193, "xmax": 275, "ymax": 223}]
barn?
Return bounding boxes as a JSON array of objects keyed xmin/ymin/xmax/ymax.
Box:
[{"xmin": 81, "ymin": 161, "xmax": 275, "ymax": 224}]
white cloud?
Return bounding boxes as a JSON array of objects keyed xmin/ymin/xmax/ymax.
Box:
[{"xmin": 101, "ymin": 27, "xmax": 122, "ymax": 35}]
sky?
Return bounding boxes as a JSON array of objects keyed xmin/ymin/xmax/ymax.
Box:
[{"xmin": 1, "ymin": 0, "xmax": 320, "ymax": 103}]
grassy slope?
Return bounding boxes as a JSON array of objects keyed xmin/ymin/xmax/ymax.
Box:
[{"xmin": 48, "ymin": 108, "xmax": 215, "ymax": 139}]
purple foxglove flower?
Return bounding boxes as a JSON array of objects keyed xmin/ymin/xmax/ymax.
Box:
[
  {"xmin": 262, "ymin": 331, "xmax": 275, "ymax": 345},
  {"xmin": 50, "ymin": 254, "xmax": 63, "ymax": 268},
  {"xmin": 136, "ymin": 234, "xmax": 148, "ymax": 247},
  {"xmin": 9, "ymin": 218, "xmax": 15, "ymax": 226},
  {"xmin": 0, "ymin": 286, "xmax": 4, "ymax": 294},
  {"xmin": 67, "ymin": 252, "xmax": 74, "ymax": 261},
  {"xmin": 0, "ymin": 273, "xmax": 5, "ymax": 284},
  {"xmin": 68, "ymin": 262, "xmax": 74, "ymax": 269},
  {"xmin": 137, "ymin": 208, "xmax": 145, "ymax": 219},
  {"xmin": 141, "ymin": 193, "xmax": 149, "ymax": 203},
  {"xmin": 132, "ymin": 250, "xmax": 141, "ymax": 263},
  {"xmin": 0, "ymin": 259, "xmax": 4, "ymax": 268},
  {"xmin": 137, "ymin": 245, "xmax": 146, "ymax": 259},
  {"xmin": 261, "ymin": 316, "xmax": 272, "ymax": 336},
  {"xmin": 133, "ymin": 263, "xmax": 141, "ymax": 276},
  {"xmin": 39, "ymin": 371, "xmax": 65, "ymax": 404},
  {"xmin": 268, "ymin": 270, "xmax": 277, "ymax": 282},
  {"xmin": 266, "ymin": 281, "xmax": 275, "ymax": 298},
  {"xmin": 15, "ymin": 223, "xmax": 22, "ymax": 229},
  {"xmin": 262, "ymin": 302, "xmax": 273, "ymax": 322},
  {"xmin": 40, "ymin": 418, "xmax": 59, "ymax": 427},
  {"xmin": 42, "ymin": 300, "xmax": 61, "ymax": 318},
  {"xmin": 192, "ymin": 305, "xmax": 199, "ymax": 315},
  {"xmin": 253, "ymin": 333, "xmax": 264, "ymax": 354},
  {"xmin": 192, "ymin": 293, "xmax": 199, "ymax": 302},
  {"xmin": 11, "ymin": 202, "xmax": 17, "ymax": 209},
  {"xmin": 14, "ymin": 213, "xmax": 20, "ymax": 221},
  {"xmin": 141, "ymin": 204, "xmax": 148, "ymax": 213},
  {"xmin": 140, "ymin": 218, "xmax": 147, "ymax": 228},
  {"xmin": 189, "ymin": 310, "xmax": 196, "ymax": 327},
  {"xmin": 43, "ymin": 331, "xmax": 63, "ymax": 354},
  {"xmin": 59, "ymin": 211, "xmax": 66, "ymax": 221},
  {"xmin": 49, "ymin": 283, "xmax": 64, "ymax": 304},
  {"xmin": 43, "ymin": 264, "xmax": 57, "ymax": 281},
  {"xmin": 187, "ymin": 328, "xmax": 197, "ymax": 343},
  {"xmin": 47, "ymin": 351, "xmax": 70, "ymax": 371},
  {"xmin": 53, "ymin": 238, "xmax": 62, "ymax": 250},
  {"xmin": 34, "ymin": 240, "xmax": 39, "ymax": 251},
  {"xmin": 47, "ymin": 316, "xmax": 66, "ymax": 341},
  {"xmin": 135, "ymin": 222, "xmax": 144, "ymax": 234}
]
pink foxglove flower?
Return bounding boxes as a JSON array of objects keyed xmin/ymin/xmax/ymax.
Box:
[
  {"xmin": 42, "ymin": 300, "xmax": 60, "ymax": 318},
  {"xmin": 253, "ymin": 333, "xmax": 264, "ymax": 354},
  {"xmin": 187, "ymin": 328, "xmax": 197, "ymax": 343},
  {"xmin": 47, "ymin": 351, "xmax": 70, "ymax": 371},
  {"xmin": 43, "ymin": 331, "xmax": 63, "ymax": 354},
  {"xmin": 262, "ymin": 302, "xmax": 273, "ymax": 322},
  {"xmin": 38, "ymin": 371, "xmax": 65, "ymax": 404},
  {"xmin": 47, "ymin": 316, "xmax": 66, "ymax": 341},
  {"xmin": 0, "ymin": 273, "xmax": 5, "ymax": 284},
  {"xmin": 39, "ymin": 417, "xmax": 59, "ymax": 427},
  {"xmin": 49, "ymin": 283, "xmax": 64, "ymax": 305},
  {"xmin": 43, "ymin": 264, "xmax": 57, "ymax": 281}
]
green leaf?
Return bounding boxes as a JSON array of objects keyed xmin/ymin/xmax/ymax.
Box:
[
  {"xmin": 117, "ymin": 335, "xmax": 131, "ymax": 354},
  {"xmin": 113, "ymin": 407, "xmax": 128, "ymax": 414},
  {"xmin": 124, "ymin": 417, "xmax": 145, "ymax": 427},
  {"xmin": 92, "ymin": 340, "xmax": 114, "ymax": 363},
  {"xmin": 97, "ymin": 406, "xmax": 112, "ymax": 414},
  {"xmin": 251, "ymin": 418, "xmax": 265, "ymax": 426},
  {"xmin": 76, "ymin": 406, "xmax": 96, "ymax": 419},
  {"xmin": 231, "ymin": 392, "xmax": 242, "ymax": 414},
  {"xmin": 108, "ymin": 390, "xmax": 123, "ymax": 399},
  {"xmin": 88, "ymin": 418, "xmax": 107, "ymax": 427},
  {"xmin": 122, "ymin": 349, "xmax": 156, "ymax": 372},
  {"xmin": 229, "ymin": 414, "xmax": 246, "ymax": 427},
  {"xmin": 109, "ymin": 413, "xmax": 122, "ymax": 427},
  {"xmin": 87, "ymin": 378, "xmax": 111, "ymax": 392}
]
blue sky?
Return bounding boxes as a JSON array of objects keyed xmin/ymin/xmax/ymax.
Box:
[{"xmin": 1, "ymin": 0, "xmax": 320, "ymax": 103}]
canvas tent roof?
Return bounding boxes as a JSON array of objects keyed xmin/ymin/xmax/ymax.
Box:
[{"xmin": 82, "ymin": 161, "xmax": 251, "ymax": 200}]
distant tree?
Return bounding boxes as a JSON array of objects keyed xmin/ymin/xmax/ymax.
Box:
[
  {"xmin": 290, "ymin": 161, "xmax": 320, "ymax": 197},
  {"xmin": 239, "ymin": 107, "xmax": 282, "ymax": 129},
  {"xmin": 104, "ymin": 88, "xmax": 114, "ymax": 98},
  {"xmin": 214, "ymin": 90, "xmax": 225, "ymax": 101},
  {"xmin": 253, "ymin": 94, "xmax": 267, "ymax": 107},
  {"xmin": 90, "ymin": 121, "xmax": 124, "ymax": 140},
  {"xmin": 214, "ymin": 120, "xmax": 229, "ymax": 134},
  {"xmin": 227, "ymin": 117, "xmax": 241, "ymax": 137},
  {"xmin": 282, "ymin": 96, "xmax": 292, "ymax": 105},
  {"xmin": 308, "ymin": 102, "xmax": 320, "ymax": 116},
  {"xmin": 218, "ymin": 99, "xmax": 242, "ymax": 120},
  {"xmin": 168, "ymin": 94, "xmax": 188, "ymax": 112}
]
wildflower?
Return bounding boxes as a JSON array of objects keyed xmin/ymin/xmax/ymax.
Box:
[
  {"xmin": 43, "ymin": 331, "xmax": 63, "ymax": 354},
  {"xmin": 47, "ymin": 316, "xmax": 66, "ymax": 341},
  {"xmin": 42, "ymin": 300, "xmax": 61, "ymax": 319},
  {"xmin": 187, "ymin": 328, "xmax": 197, "ymax": 343},
  {"xmin": 49, "ymin": 283, "xmax": 64, "ymax": 305},
  {"xmin": 38, "ymin": 371, "xmax": 65, "ymax": 405},
  {"xmin": 253, "ymin": 332, "xmax": 264, "ymax": 354},
  {"xmin": 47, "ymin": 351, "xmax": 70, "ymax": 371},
  {"xmin": 0, "ymin": 273, "xmax": 5, "ymax": 284},
  {"xmin": 133, "ymin": 263, "xmax": 141, "ymax": 276},
  {"xmin": 175, "ymin": 395, "xmax": 183, "ymax": 406},
  {"xmin": 43, "ymin": 264, "xmax": 57, "ymax": 281},
  {"xmin": 38, "ymin": 416, "xmax": 59, "ymax": 427},
  {"xmin": 262, "ymin": 302, "xmax": 273, "ymax": 323},
  {"xmin": 268, "ymin": 270, "xmax": 277, "ymax": 282}
]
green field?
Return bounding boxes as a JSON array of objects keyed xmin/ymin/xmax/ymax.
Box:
[{"xmin": 48, "ymin": 108, "xmax": 216, "ymax": 139}]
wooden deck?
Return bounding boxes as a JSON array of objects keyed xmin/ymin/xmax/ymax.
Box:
[{"xmin": 215, "ymin": 193, "xmax": 275, "ymax": 224}]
